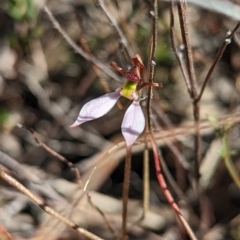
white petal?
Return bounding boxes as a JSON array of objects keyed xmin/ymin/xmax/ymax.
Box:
[
  {"xmin": 121, "ymin": 101, "xmax": 145, "ymax": 147},
  {"xmin": 70, "ymin": 92, "xmax": 120, "ymax": 127}
]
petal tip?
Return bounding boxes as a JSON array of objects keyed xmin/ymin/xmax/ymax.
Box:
[
  {"xmin": 70, "ymin": 92, "xmax": 121, "ymax": 129},
  {"xmin": 69, "ymin": 122, "xmax": 80, "ymax": 128},
  {"xmin": 121, "ymin": 101, "xmax": 145, "ymax": 148}
]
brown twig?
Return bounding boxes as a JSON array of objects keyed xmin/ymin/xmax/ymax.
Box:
[
  {"xmin": 43, "ymin": 5, "xmax": 122, "ymax": 83},
  {"xmin": 151, "ymin": 99, "xmax": 200, "ymax": 224},
  {"xmin": 196, "ymin": 22, "xmax": 240, "ymax": 102},
  {"xmin": 141, "ymin": 0, "xmax": 159, "ymax": 222},
  {"xmin": 76, "ymin": 21, "xmax": 111, "ymax": 95},
  {"xmin": 81, "ymin": 112, "xmax": 240, "ymax": 192},
  {"xmin": 170, "ymin": 0, "xmax": 192, "ymax": 94},
  {"xmin": 121, "ymin": 147, "xmax": 132, "ymax": 240},
  {"xmin": 0, "ymin": 168, "xmax": 104, "ymax": 240},
  {"xmin": 74, "ymin": 12, "xmax": 123, "ymax": 110},
  {"xmin": 177, "ymin": 1, "xmax": 197, "ymax": 98},
  {"xmin": 146, "ymin": 0, "xmax": 158, "ymax": 130},
  {"xmin": 152, "ymin": 93, "xmax": 199, "ymax": 214},
  {"xmin": 0, "ymin": 226, "xmax": 14, "ymax": 240},
  {"xmin": 174, "ymin": 6, "xmax": 240, "ymax": 231},
  {"xmin": 152, "ymin": 99, "xmax": 191, "ymax": 170},
  {"xmin": 26, "ymin": 127, "xmax": 82, "ymax": 182},
  {"xmin": 148, "ymin": 133, "xmax": 198, "ymax": 240},
  {"xmin": 96, "ymin": 0, "xmax": 133, "ymax": 59},
  {"xmin": 152, "ymin": 112, "xmax": 240, "ymax": 141},
  {"xmin": 20, "ymin": 125, "xmax": 117, "ymax": 239},
  {"xmin": 73, "ymin": 9, "xmax": 116, "ymax": 99},
  {"xmin": 145, "ymin": 1, "xmax": 198, "ymax": 235},
  {"xmin": 175, "ymin": 0, "xmax": 201, "ymax": 189},
  {"xmin": 142, "ymin": 143, "xmax": 150, "ymax": 218}
]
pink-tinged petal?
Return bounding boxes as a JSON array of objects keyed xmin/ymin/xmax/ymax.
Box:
[
  {"xmin": 70, "ymin": 92, "xmax": 120, "ymax": 127},
  {"xmin": 121, "ymin": 101, "xmax": 145, "ymax": 147}
]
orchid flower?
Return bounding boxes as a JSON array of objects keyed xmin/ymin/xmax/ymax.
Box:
[{"xmin": 70, "ymin": 55, "xmax": 162, "ymax": 147}]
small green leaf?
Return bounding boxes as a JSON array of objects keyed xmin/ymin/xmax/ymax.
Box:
[
  {"xmin": 0, "ymin": 109, "xmax": 9, "ymax": 126},
  {"xmin": 6, "ymin": 0, "xmax": 37, "ymax": 21}
]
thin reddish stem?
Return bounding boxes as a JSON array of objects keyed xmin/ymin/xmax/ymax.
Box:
[
  {"xmin": 138, "ymin": 82, "xmax": 163, "ymax": 91},
  {"xmin": 121, "ymin": 147, "xmax": 132, "ymax": 239},
  {"xmin": 196, "ymin": 22, "xmax": 240, "ymax": 102},
  {"xmin": 148, "ymin": 133, "xmax": 198, "ymax": 240}
]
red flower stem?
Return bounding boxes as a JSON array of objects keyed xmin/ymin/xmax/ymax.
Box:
[
  {"xmin": 148, "ymin": 133, "xmax": 198, "ymax": 240},
  {"xmin": 110, "ymin": 62, "xmax": 127, "ymax": 77},
  {"xmin": 138, "ymin": 82, "xmax": 163, "ymax": 90},
  {"xmin": 121, "ymin": 146, "xmax": 132, "ymax": 240}
]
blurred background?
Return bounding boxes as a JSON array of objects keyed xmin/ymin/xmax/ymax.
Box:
[{"xmin": 0, "ymin": 0, "xmax": 240, "ymax": 239}]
